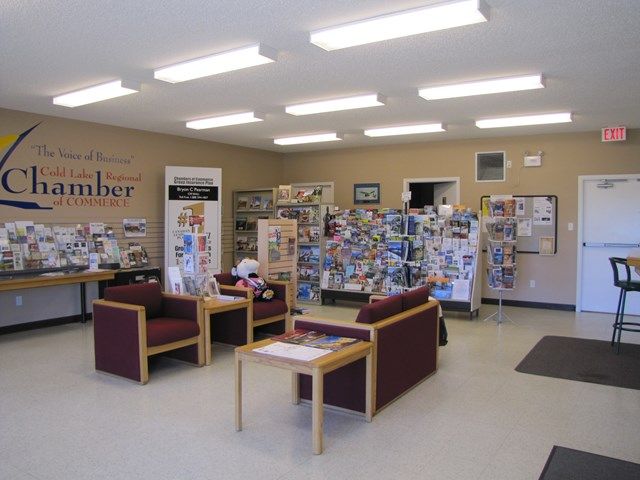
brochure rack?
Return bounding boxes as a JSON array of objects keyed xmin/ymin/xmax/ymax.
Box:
[
  {"xmin": 275, "ymin": 202, "xmax": 322, "ymax": 304},
  {"xmin": 320, "ymin": 207, "xmax": 481, "ymax": 316},
  {"xmin": 233, "ymin": 188, "xmax": 276, "ymax": 266},
  {"xmin": 257, "ymin": 218, "xmax": 297, "ymax": 309},
  {"xmin": 484, "ymin": 196, "xmax": 518, "ymax": 324}
]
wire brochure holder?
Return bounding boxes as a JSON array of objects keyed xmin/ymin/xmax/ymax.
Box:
[{"xmin": 483, "ymin": 196, "xmax": 518, "ymax": 325}]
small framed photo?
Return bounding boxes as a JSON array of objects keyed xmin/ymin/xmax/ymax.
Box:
[
  {"xmin": 539, "ymin": 236, "xmax": 555, "ymax": 255},
  {"xmin": 277, "ymin": 185, "xmax": 292, "ymax": 203},
  {"xmin": 354, "ymin": 183, "xmax": 380, "ymax": 204}
]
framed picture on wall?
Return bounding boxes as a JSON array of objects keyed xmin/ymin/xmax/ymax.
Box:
[{"xmin": 354, "ymin": 183, "xmax": 380, "ymax": 204}]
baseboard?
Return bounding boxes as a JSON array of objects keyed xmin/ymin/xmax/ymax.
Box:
[
  {"xmin": 481, "ymin": 298, "xmax": 575, "ymax": 311},
  {"xmin": 0, "ymin": 314, "xmax": 87, "ymax": 335}
]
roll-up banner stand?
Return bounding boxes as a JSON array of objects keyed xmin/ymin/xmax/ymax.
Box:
[{"xmin": 164, "ymin": 166, "xmax": 221, "ymax": 291}]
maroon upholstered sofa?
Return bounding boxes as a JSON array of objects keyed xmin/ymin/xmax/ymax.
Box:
[
  {"xmin": 295, "ymin": 286, "xmax": 439, "ymax": 416},
  {"xmin": 93, "ymin": 282, "xmax": 204, "ymax": 384},
  {"xmin": 212, "ymin": 273, "xmax": 291, "ymax": 345}
]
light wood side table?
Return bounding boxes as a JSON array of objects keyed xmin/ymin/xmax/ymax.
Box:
[
  {"xmin": 202, "ymin": 297, "xmax": 253, "ymax": 365},
  {"xmin": 235, "ymin": 338, "xmax": 373, "ymax": 455}
]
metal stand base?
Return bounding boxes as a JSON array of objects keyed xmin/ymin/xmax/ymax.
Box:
[{"xmin": 483, "ymin": 290, "xmax": 516, "ymax": 324}]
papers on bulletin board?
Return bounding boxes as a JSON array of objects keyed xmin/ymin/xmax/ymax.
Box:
[
  {"xmin": 517, "ymin": 218, "xmax": 533, "ymax": 237},
  {"xmin": 533, "ymin": 197, "xmax": 553, "ymax": 225},
  {"xmin": 515, "ymin": 197, "xmax": 526, "ymax": 216},
  {"xmin": 253, "ymin": 342, "xmax": 331, "ymax": 361}
]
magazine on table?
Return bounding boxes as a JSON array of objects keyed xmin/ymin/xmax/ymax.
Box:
[{"xmin": 272, "ymin": 329, "xmax": 361, "ymax": 351}]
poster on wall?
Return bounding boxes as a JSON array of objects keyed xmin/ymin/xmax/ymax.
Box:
[{"xmin": 164, "ymin": 166, "xmax": 221, "ymax": 290}]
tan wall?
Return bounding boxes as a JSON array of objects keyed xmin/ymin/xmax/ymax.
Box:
[
  {"xmin": 2, "ymin": 105, "xmax": 639, "ymax": 324},
  {"xmin": 0, "ymin": 108, "xmax": 282, "ymax": 325},
  {"xmin": 281, "ymin": 131, "xmax": 640, "ymax": 306}
]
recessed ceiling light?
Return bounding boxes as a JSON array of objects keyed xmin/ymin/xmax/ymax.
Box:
[
  {"xmin": 419, "ymin": 74, "xmax": 545, "ymax": 100},
  {"xmin": 364, "ymin": 123, "xmax": 446, "ymax": 137},
  {"xmin": 154, "ymin": 44, "xmax": 277, "ymax": 83},
  {"xmin": 285, "ymin": 94, "xmax": 385, "ymax": 116},
  {"xmin": 186, "ymin": 112, "xmax": 264, "ymax": 130},
  {"xmin": 310, "ymin": 0, "xmax": 489, "ymax": 51},
  {"xmin": 274, "ymin": 133, "xmax": 343, "ymax": 146},
  {"xmin": 475, "ymin": 112, "xmax": 572, "ymax": 129},
  {"xmin": 52, "ymin": 80, "xmax": 139, "ymax": 107}
]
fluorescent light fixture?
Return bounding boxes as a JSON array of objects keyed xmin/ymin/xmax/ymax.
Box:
[
  {"xmin": 274, "ymin": 133, "xmax": 343, "ymax": 146},
  {"xmin": 186, "ymin": 112, "xmax": 264, "ymax": 130},
  {"xmin": 154, "ymin": 43, "xmax": 277, "ymax": 83},
  {"xmin": 310, "ymin": 0, "xmax": 489, "ymax": 51},
  {"xmin": 52, "ymin": 80, "xmax": 139, "ymax": 107},
  {"xmin": 419, "ymin": 74, "xmax": 545, "ymax": 100},
  {"xmin": 286, "ymin": 93, "xmax": 385, "ymax": 116},
  {"xmin": 475, "ymin": 112, "xmax": 572, "ymax": 129},
  {"xmin": 364, "ymin": 123, "xmax": 445, "ymax": 137}
]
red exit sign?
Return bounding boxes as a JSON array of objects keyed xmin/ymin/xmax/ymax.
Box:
[{"xmin": 601, "ymin": 126, "xmax": 626, "ymax": 142}]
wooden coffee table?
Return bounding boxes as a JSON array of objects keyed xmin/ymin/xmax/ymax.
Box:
[
  {"xmin": 202, "ymin": 297, "xmax": 253, "ymax": 365},
  {"xmin": 235, "ymin": 338, "xmax": 373, "ymax": 454}
]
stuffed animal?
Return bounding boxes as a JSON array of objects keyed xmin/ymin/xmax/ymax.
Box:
[{"xmin": 232, "ymin": 258, "xmax": 274, "ymax": 301}]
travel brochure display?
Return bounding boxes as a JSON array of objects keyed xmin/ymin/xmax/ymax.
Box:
[
  {"xmin": 484, "ymin": 196, "xmax": 518, "ymax": 324},
  {"xmin": 0, "ymin": 221, "xmax": 148, "ymax": 272},
  {"xmin": 322, "ymin": 207, "xmax": 479, "ymax": 303},
  {"xmin": 276, "ymin": 202, "xmax": 323, "ymax": 304},
  {"xmin": 164, "ymin": 166, "xmax": 221, "ymax": 289},
  {"xmin": 175, "ymin": 232, "xmax": 211, "ymax": 296}
]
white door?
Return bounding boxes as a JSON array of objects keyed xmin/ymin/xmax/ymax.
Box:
[{"xmin": 579, "ymin": 175, "xmax": 640, "ymax": 314}]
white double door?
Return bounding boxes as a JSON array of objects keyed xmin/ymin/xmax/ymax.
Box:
[{"xmin": 578, "ymin": 175, "xmax": 640, "ymax": 314}]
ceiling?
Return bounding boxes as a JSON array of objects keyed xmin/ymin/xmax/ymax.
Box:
[{"xmin": 1, "ymin": 0, "xmax": 639, "ymax": 153}]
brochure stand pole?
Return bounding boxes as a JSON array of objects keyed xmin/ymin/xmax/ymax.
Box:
[{"xmin": 482, "ymin": 289, "xmax": 515, "ymax": 324}]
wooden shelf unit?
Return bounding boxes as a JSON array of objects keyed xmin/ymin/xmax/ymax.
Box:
[{"xmin": 233, "ymin": 188, "xmax": 276, "ymax": 265}]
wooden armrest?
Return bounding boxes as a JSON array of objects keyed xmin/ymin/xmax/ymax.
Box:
[
  {"xmin": 368, "ymin": 294, "xmax": 387, "ymax": 303},
  {"xmin": 93, "ymin": 299, "xmax": 144, "ymax": 312},
  {"xmin": 219, "ymin": 284, "xmax": 253, "ymax": 299}
]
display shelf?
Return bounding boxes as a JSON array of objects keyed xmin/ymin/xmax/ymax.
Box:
[
  {"xmin": 257, "ymin": 218, "xmax": 297, "ymax": 309},
  {"xmin": 233, "ymin": 188, "xmax": 276, "ymax": 266},
  {"xmin": 320, "ymin": 207, "xmax": 481, "ymax": 316},
  {"xmin": 276, "ymin": 202, "xmax": 323, "ymax": 304},
  {"xmin": 484, "ymin": 196, "xmax": 518, "ymax": 324}
]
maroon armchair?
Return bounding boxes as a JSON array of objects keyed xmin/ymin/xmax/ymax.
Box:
[
  {"xmin": 212, "ymin": 272, "xmax": 291, "ymax": 344},
  {"xmin": 93, "ymin": 282, "xmax": 204, "ymax": 384}
]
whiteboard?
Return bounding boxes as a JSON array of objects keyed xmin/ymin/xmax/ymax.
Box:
[{"xmin": 480, "ymin": 195, "xmax": 558, "ymax": 254}]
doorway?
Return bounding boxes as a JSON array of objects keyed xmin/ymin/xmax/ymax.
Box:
[
  {"xmin": 576, "ymin": 174, "xmax": 640, "ymax": 313},
  {"xmin": 402, "ymin": 177, "xmax": 460, "ymax": 209}
]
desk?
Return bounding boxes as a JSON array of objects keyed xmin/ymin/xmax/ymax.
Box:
[
  {"xmin": 235, "ymin": 338, "xmax": 373, "ymax": 454},
  {"xmin": 0, "ymin": 270, "xmax": 115, "ymax": 322},
  {"xmin": 202, "ymin": 297, "xmax": 252, "ymax": 365},
  {"xmin": 627, "ymin": 256, "xmax": 640, "ymax": 268}
]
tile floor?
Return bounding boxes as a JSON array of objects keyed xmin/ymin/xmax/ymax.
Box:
[{"xmin": 1, "ymin": 304, "xmax": 639, "ymax": 480}]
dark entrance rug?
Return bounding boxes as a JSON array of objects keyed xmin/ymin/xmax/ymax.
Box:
[
  {"xmin": 539, "ymin": 445, "xmax": 640, "ymax": 480},
  {"xmin": 515, "ymin": 335, "xmax": 640, "ymax": 390}
]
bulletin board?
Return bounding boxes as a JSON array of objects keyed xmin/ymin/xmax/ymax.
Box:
[{"xmin": 480, "ymin": 195, "xmax": 558, "ymax": 254}]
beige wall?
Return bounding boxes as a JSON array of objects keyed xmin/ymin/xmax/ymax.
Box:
[
  {"xmin": 0, "ymin": 108, "xmax": 281, "ymax": 325},
  {"xmin": 281, "ymin": 131, "xmax": 640, "ymax": 306},
  {"xmin": 2, "ymin": 105, "xmax": 639, "ymax": 325}
]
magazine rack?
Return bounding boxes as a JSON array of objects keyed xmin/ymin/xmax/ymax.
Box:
[
  {"xmin": 257, "ymin": 218, "xmax": 297, "ymax": 309},
  {"xmin": 483, "ymin": 196, "xmax": 518, "ymax": 324},
  {"xmin": 276, "ymin": 202, "xmax": 322, "ymax": 304},
  {"xmin": 233, "ymin": 188, "xmax": 277, "ymax": 266}
]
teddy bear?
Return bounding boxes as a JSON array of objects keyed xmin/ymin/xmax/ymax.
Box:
[{"xmin": 232, "ymin": 258, "xmax": 274, "ymax": 301}]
